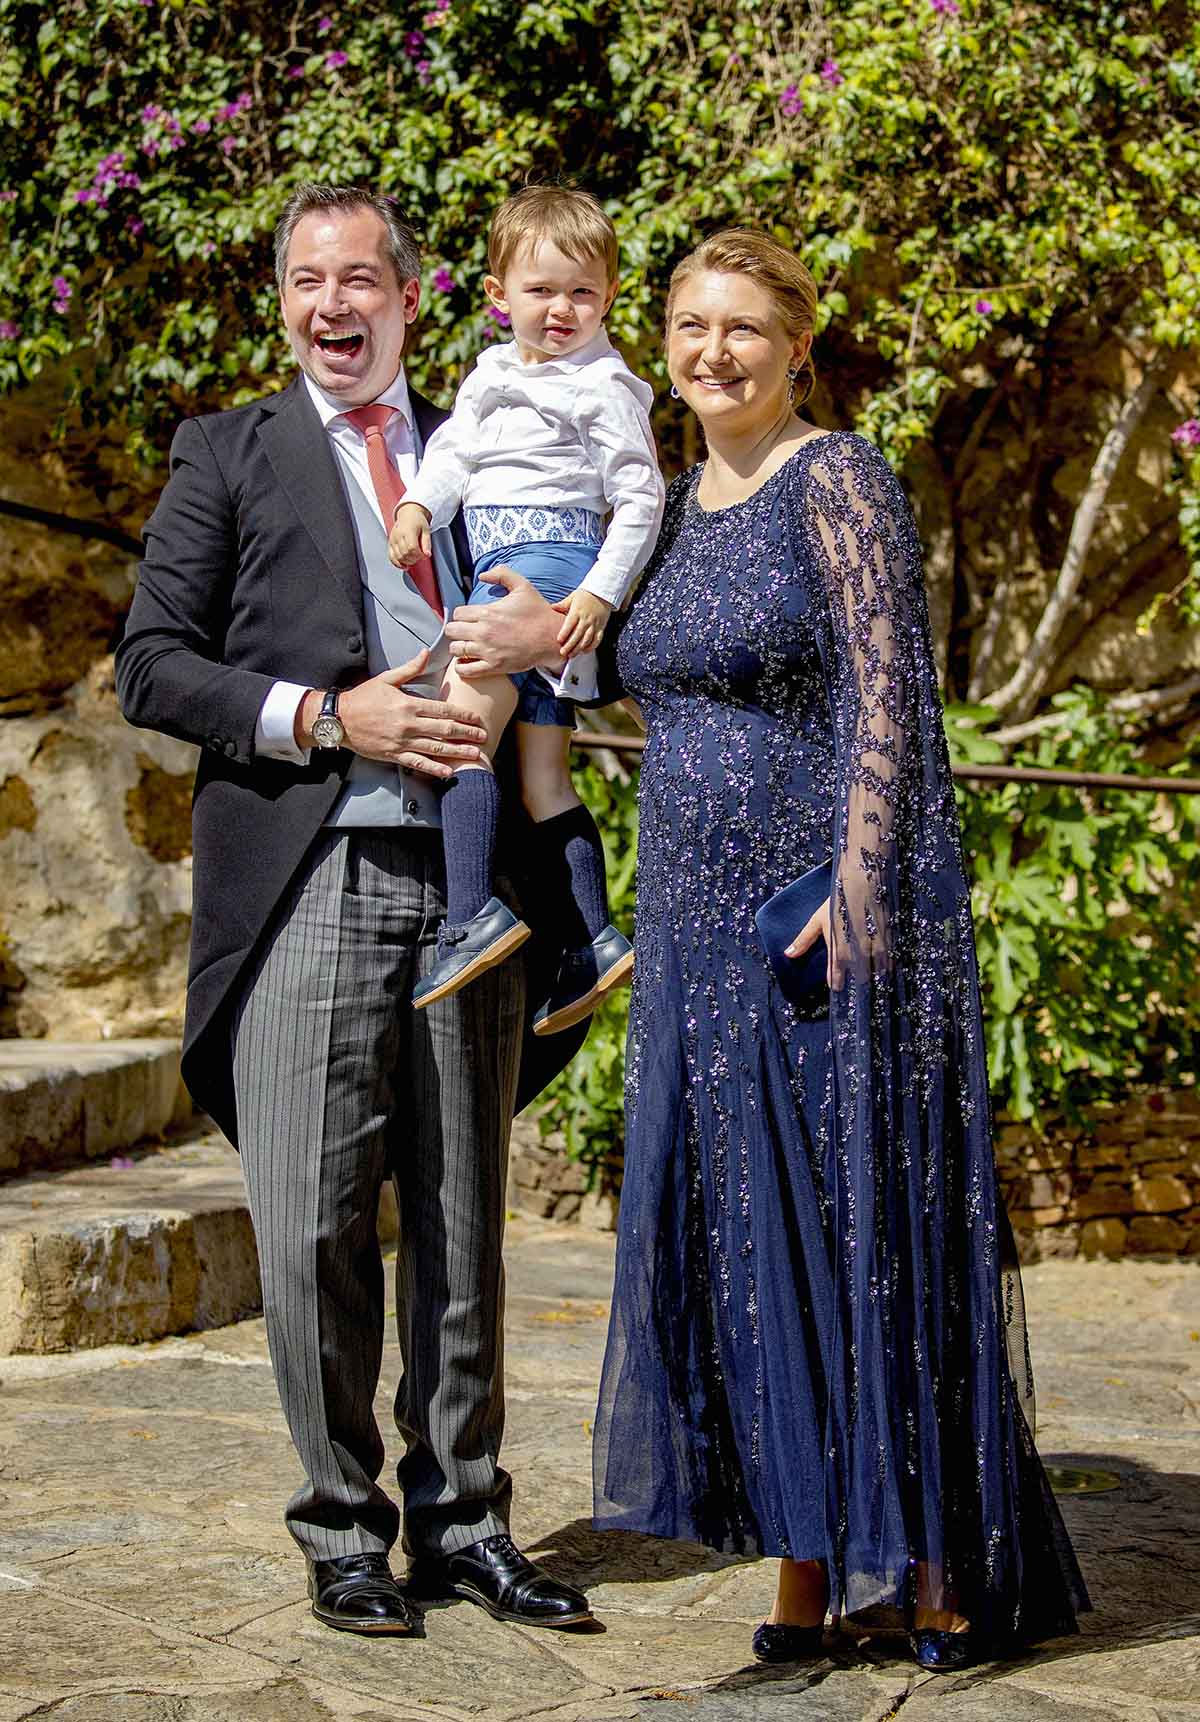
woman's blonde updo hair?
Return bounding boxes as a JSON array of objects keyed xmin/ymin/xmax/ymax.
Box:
[{"xmin": 665, "ymin": 229, "xmax": 819, "ymax": 406}]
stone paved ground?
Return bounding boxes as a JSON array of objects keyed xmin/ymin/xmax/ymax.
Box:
[{"xmin": 0, "ymin": 1216, "xmax": 1197, "ymax": 1721}]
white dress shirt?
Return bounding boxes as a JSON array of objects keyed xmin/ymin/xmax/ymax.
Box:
[
  {"xmin": 404, "ymin": 329, "xmax": 665, "ymax": 609},
  {"xmin": 254, "ymin": 371, "xmax": 419, "ymax": 764}
]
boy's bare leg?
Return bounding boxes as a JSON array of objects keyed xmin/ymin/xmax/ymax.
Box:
[{"xmin": 514, "ymin": 722, "xmax": 579, "ymax": 821}]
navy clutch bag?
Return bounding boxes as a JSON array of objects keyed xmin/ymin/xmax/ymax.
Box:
[{"xmin": 754, "ymin": 861, "xmax": 832, "ymax": 1007}]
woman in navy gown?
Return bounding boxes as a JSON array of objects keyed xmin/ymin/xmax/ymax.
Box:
[{"xmin": 592, "ymin": 230, "xmax": 1089, "ymax": 1669}]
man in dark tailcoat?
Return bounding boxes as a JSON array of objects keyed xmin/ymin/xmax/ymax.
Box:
[{"xmin": 116, "ymin": 182, "xmax": 590, "ymax": 1636}]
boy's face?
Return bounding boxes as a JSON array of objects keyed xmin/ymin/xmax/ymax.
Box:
[{"xmin": 485, "ymin": 239, "xmax": 615, "ymax": 363}]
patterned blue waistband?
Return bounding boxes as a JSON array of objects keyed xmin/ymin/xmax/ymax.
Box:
[{"xmin": 464, "ymin": 504, "xmax": 604, "ymax": 562}]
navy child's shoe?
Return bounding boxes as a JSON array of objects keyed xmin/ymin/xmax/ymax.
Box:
[
  {"xmin": 532, "ymin": 924, "xmax": 634, "ymax": 1037},
  {"xmin": 412, "ymin": 898, "xmax": 531, "ymax": 1009}
]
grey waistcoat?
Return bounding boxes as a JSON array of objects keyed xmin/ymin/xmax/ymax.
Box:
[{"xmin": 325, "ymin": 441, "xmax": 469, "ymax": 830}]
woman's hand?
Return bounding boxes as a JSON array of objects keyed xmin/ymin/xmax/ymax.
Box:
[{"xmin": 786, "ymin": 895, "xmax": 832, "ymax": 987}]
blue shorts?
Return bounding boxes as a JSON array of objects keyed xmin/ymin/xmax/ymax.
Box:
[{"xmin": 469, "ymin": 539, "xmax": 599, "ymax": 727}]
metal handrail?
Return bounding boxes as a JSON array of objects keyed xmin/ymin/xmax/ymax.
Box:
[{"xmin": 570, "ymin": 730, "xmax": 1200, "ymax": 795}]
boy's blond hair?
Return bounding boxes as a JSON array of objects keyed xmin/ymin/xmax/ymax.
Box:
[{"xmin": 488, "ymin": 185, "xmax": 619, "ymax": 283}]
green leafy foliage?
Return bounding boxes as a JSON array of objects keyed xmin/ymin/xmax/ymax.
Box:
[
  {"xmin": 951, "ymin": 691, "xmax": 1200, "ymax": 1124},
  {"xmin": 1, "ymin": 0, "xmax": 1198, "ymax": 485},
  {"xmin": 536, "ymin": 760, "xmax": 638, "ymax": 1168}
]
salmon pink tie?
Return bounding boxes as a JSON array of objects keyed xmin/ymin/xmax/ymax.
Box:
[{"xmin": 345, "ymin": 404, "xmax": 443, "ymax": 619}]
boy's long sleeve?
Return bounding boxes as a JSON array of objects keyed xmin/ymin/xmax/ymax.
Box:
[
  {"xmin": 577, "ymin": 376, "xmax": 666, "ymax": 609},
  {"xmin": 403, "ymin": 374, "xmax": 482, "ymax": 527}
]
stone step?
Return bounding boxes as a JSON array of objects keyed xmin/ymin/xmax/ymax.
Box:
[
  {"xmin": 0, "ymin": 1127, "xmax": 403, "ymax": 1356},
  {"xmin": 0, "ymin": 1131, "xmax": 261, "ymax": 1355},
  {"xmin": 0, "ymin": 1039, "xmax": 192, "ymax": 1179}
]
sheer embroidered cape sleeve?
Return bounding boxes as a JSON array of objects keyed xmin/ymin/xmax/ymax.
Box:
[{"xmin": 784, "ymin": 434, "xmax": 1086, "ymax": 1639}]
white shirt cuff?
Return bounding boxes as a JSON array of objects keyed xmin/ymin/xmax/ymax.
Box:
[
  {"xmin": 254, "ymin": 680, "xmax": 311, "ymax": 764},
  {"xmin": 538, "ymin": 650, "xmax": 598, "ymax": 703}
]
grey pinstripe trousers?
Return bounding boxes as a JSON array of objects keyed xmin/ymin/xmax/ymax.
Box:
[{"xmin": 231, "ymin": 829, "xmax": 524, "ymax": 1562}]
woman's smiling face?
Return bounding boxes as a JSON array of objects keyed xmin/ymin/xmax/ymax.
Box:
[{"xmin": 667, "ymin": 269, "xmax": 808, "ymax": 436}]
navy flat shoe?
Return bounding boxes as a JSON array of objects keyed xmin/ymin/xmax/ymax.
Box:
[
  {"xmin": 910, "ymin": 1628, "xmax": 979, "ymax": 1672},
  {"xmin": 751, "ymin": 1621, "xmax": 825, "ymax": 1663},
  {"xmin": 412, "ymin": 898, "xmax": 531, "ymax": 1009},
  {"xmin": 532, "ymin": 924, "xmax": 634, "ymax": 1036}
]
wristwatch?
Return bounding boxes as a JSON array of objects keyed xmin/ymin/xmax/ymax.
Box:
[{"xmin": 310, "ymin": 688, "xmax": 346, "ymax": 749}]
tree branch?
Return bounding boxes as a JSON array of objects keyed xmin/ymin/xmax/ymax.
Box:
[
  {"xmin": 0, "ymin": 496, "xmax": 143, "ymax": 558},
  {"xmin": 983, "ymin": 349, "xmax": 1170, "ymax": 718},
  {"xmin": 985, "ymin": 672, "xmax": 1200, "ymax": 747}
]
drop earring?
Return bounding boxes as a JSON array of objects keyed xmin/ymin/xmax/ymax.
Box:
[
  {"xmin": 670, "ymin": 383, "xmax": 681, "ymax": 399},
  {"xmin": 786, "ymin": 367, "xmax": 799, "ymax": 408}
]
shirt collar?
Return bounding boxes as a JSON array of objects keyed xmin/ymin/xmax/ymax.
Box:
[
  {"xmin": 483, "ymin": 326, "xmax": 614, "ymax": 377},
  {"xmin": 303, "ymin": 366, "xmax": 413, "ymax": 430}
]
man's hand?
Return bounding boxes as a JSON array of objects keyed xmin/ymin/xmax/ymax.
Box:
[
  {"xmin": 295, "ymin": 649, "xmax": 487, "ymax": 778},
  {"xmin": 555, "ymin": 588, "xmax": 612, "ymax": 659},
  {"xmin": 442, "ymin": 567, "xmax": 563, "ymax": 682},
  {"xmin": 389, "ymin": 501, "xmax": 432, "ymax": 569}
]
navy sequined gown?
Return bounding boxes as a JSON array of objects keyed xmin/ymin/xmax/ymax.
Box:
[{"xmin": 593, "ymin": 433, "xmax": 1088, "ymax": 1646}]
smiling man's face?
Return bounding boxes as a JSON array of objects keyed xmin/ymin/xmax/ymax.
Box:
[{"xmin": 280, "ymin": 206, "xmax": 419, "ymax": 404}]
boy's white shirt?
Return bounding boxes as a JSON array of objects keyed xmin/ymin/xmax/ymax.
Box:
[{"xmin": 403, "ymin": 328, "xmax": 666, "ymax": 610}]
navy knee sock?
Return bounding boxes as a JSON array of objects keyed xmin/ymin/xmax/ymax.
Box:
[
  {"xmin": 441, "ymin": 767, "xmax": 501, "ymax": 926},
  {"xmin": 534, "ymin": 804, "xmax": 610, "ymax": 947}
]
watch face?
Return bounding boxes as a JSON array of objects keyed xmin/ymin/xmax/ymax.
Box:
[{"xmin": 311, "ymin": 714, "xmax": 345, "ymax": 748}]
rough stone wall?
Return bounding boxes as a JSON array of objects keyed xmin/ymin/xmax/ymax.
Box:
[
  {"xmin": 996, "ymin": 1087, "xmax": 1200, "ymax": 1263},
  {"xmin": 509, "ymin": 1088, "xmax": 1200, "ymax": 1261},
  {"xmin": 0, "ymin": 657, "xmax": 194, "ymax": 1041}
]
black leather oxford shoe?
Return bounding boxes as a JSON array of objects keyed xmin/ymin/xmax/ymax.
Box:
[
  {"xmin": 407, "ymin": 1533, "xmax": 592, "ymax": 1628},
  {"xmin": 308, "ymin": 1552, "xmax": 414, "ymax": 1635}
]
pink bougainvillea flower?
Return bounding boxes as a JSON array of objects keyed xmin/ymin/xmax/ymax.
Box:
[
  {"xmin": 417, "ymin": 59, "xmax": 432, "ymax": 84},
  {"xmin": 288, "ymin": 65, "xmax": 306, "ymax": 78},
  {"xmin": 484, "ymin": 305, "xmax": 511, "ymax": 327},
  {"xmin": 110, "ymin": 1155, "xmax": 135, "ymax": 1170},
  {"xmin": 126, "ymin": 217, "xmax": 145, "ymax": 236},
  {"xmin": 325, "ymin": 48, "xmax": 349, "ymax": 68},
  {"xmin": 820, "ymin": 58, "xmax": 844, "ymax": 86},
  {"xmin": 74, "ymin": 188, "xmax": 95, "ymax": 204},
  {"xmin": 0, "ymin": 320, "xmax": 21, "ymax": 340},
  {"xmin": 220, "ymin": 136, "xmax": 238, "ymax": 155},
  {"xmin": 930, "ymin": 0, "xmax": 961, "ymax": 12},
  {"xmin": 0, "ymin": 190, "xmax": 17, "ymax": 203},
  {"xmin": 142, "ymin": 136, "xmax": 161, "ymax": 156},
  {"xmin": 433, "ymin": 266, "xmax": 455, "ymax": 292},
  {"xmin": 975, "ymin": 298, "xmax": 994, "ymax": 315},
  {"xmin": 317, "ymin": 15, "xmax": 334, "ymax": 31},
  {"xmin": 141, "ymin": 102, "xmax": 160, "ymax": 121},
  {"xmin": 779, "ymin": 83, "xmax": 803, "ymax": 116},
  {"xmin": 192, "ymin": 118, "xmax": 212, "ymax": 133},
  {"xmin": 405, "ymin": 29, "xmax": 425, "ymax": 55},
  {"xmin": 202, "ymin": 240, "xmax": 216, "ymax": 256},
  {"xmin": 1171, "ymin": 419, "xmax": 1200, "ymax": 449}
]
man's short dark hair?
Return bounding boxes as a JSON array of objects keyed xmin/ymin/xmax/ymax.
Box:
[{"xmin": 273, "ymin": 183, "xmax": 422, "ymax": 290}]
